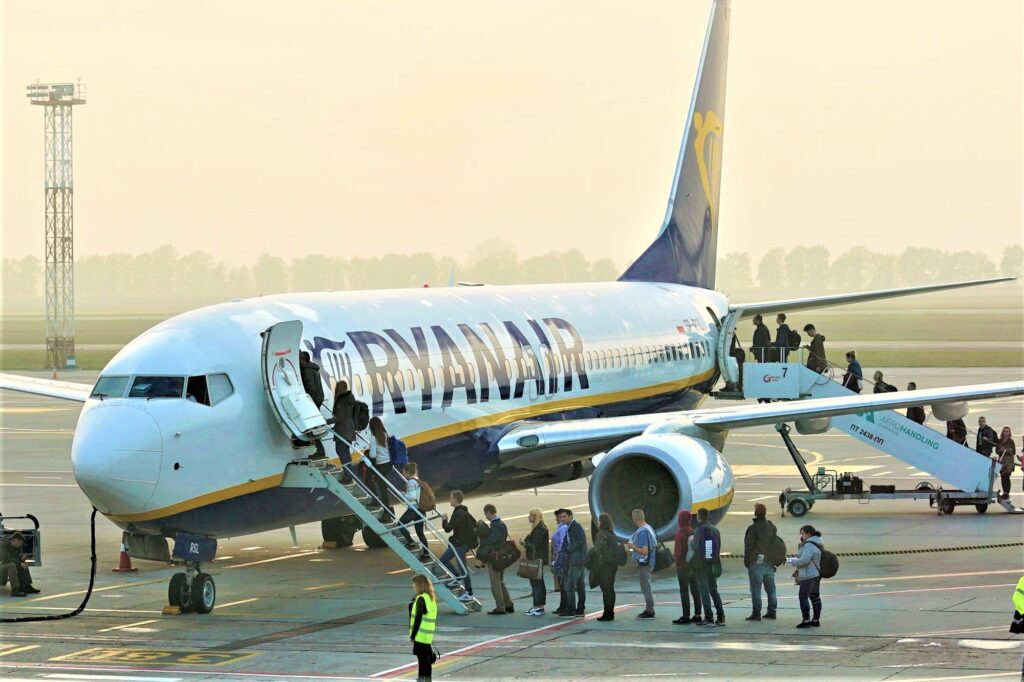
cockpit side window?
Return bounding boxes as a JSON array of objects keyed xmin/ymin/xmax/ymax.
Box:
[
  {"xmin": 129, "ymin": 376, "xmax": 185, "ymax": 399},
  {"xmin": 207, "ymin": 373, "xmax": 234, "ymax": 405},
  {"xmin": 186, "ymin": 376, "xmax": 210, "ymax": 406},
  {"xmin": 91, "ymin": 375, "xmax": 129, "ymax": 399}
]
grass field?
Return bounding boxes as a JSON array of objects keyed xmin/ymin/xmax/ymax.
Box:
[{"xmin": 2, "ymin": 301, "xmax": 1021, "ymax": 370}]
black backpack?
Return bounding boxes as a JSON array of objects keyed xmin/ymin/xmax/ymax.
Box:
[
  {"xmin": 464, "ymin": 513, "xmax": 480, "ymax": 550},
  {"xmin": 352, "ymin": 401, "xmax": 370, "ymax": 432},
  {"xmin": 768, "ymin": 534, "xmax": 788, "ymax": 567},
  {"xmin": 819, "ymin": 549, "xmax": 839, "ymax": 579},
  {"xmin": 787, "ymin": 328, "xmax": 801, "ymax": 350}
]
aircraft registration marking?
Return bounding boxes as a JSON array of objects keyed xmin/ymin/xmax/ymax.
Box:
[{"xmin": 50, "ymin": 647, "xmax": 260, "ymax": 666}]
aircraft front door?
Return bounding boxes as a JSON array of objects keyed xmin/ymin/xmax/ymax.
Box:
[
  {"xmin": 715, "ymin": 308, "xmax": 743, "ymax": 387},
  {"xmin": 260, "ymin": 320, "xmax": 329, "ymax": 442}
]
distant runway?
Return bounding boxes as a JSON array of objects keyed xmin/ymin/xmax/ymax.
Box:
[{"xmin": 0, "ymin": 368, "xmax": 1022, "ymax": 681}]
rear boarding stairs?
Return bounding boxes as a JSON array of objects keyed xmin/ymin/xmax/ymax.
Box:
[{"xmin": 710, "ymin": 322, "xmax": 1022, "ymax": 517}]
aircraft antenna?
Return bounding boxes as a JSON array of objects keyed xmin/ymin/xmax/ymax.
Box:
[{"xmin": 27, "ymin": 81, "xmax": 86, "ymax": 370}]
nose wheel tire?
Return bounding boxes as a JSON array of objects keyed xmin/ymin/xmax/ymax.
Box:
[
  {"xmin": 191, "ymin": 572, "xmax": 216, "ymax": 614},
  {"xmin": 169, "ymin": 572, "xmax": 191, "ymax": 612}
]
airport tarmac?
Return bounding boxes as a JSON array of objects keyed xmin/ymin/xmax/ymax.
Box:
[{"xmin": 0, "ymin": 367, "xmax": 1022, "ymax": 681}]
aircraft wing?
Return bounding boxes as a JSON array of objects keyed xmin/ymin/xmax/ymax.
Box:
[
  {"xmin": 732, "ymin": 277, "xmax": 1013, "ymax": 318},
  {"xmin": 496, "ymin": 381, "xmax": 1024, "ymax": 465},
  {"xmin": 0, "ymin": 372, "xmax": 92, "ymax": 402}
]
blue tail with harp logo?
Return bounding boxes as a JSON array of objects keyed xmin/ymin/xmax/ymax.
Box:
[{"xmin": 620, "ymin": 0, "xmax": 730, "ymax": 289}]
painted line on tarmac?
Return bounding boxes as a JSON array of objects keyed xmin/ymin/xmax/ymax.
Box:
[
  {"xmin": 96, "ymin": 620, "xmax": 159, "ymax": 633},
  {"xmin": 222, "ymin": 551, "xmax": 319, "ymax": 569},
  {"xmin": 0, "ymin": 483, "xmax": 78, "ymax": 487},
  {"xmin": 896, "ymin": 673, "xmax": 1021, "ymax": 682},
  {"xmin": 43, "ymin": 673, "xmax": 183, "ymax": 681},
  {"xmin": 214, "ymin": 598, "xmax": 259, "ymax": 610},
  {"xmin": 720, "ymin": 541, "xmax": 1024, "ymax": 560},
  {"xmin": 210, "ymin": 603, "xmax": 406, "ymax": 652},
  {"xmin": 0, "ymin": 579, "xmax": 165, "ymax": 607},
  {"xmin": 0, "ymin": 644, "xmax": 40, "ymax": 657},
  {"xmin": 302, "ymin": 581, "xmax": 349, "ymax": 592},
  {"xmin": 0, "ymin": 663, "xmax": 373, "ymax": 680}
]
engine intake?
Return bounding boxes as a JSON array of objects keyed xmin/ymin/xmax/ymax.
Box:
[{"xmin": 589, "ymin": 433, "xmax": 734, "ymax": 541}]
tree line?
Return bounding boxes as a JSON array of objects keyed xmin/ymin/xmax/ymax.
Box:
[{"xmin": 2, "ymin": 243, "xmax": 1021, "ymax": 311}]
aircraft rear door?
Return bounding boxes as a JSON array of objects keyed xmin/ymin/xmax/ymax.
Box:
[
  {"xmin": 715, "ymin": 308, "xmax": 742, "ymax": 386},
  {"xmin": 260, "ymin": 320, "xmax": 329, "ymax": 442}
]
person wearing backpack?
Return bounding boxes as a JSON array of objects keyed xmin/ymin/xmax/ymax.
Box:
[
  {"xmin": 520, "ymin": 508, "xmax": 549, "ymax": 616},
  {"xmin": 626, "ymin": 508, "xmax": 658, "ymax": 619},
  {"xmin": 773, "ymin": 313, "xmax": 792, "ymax": 362},
  {"xmin": 692, "ymin": 507, "xmax": 725, "ymax": 627},
  {"xmin": 396, "ymin": 462, "xmax": 430, "ymax": 560},
  {"xmin": 592, "ymin": 513, "xmax": 625, "ymax": 622},
  {"xmin": 438, "ymin": 490, "xmax": 476, "ymax": 603},
  {"xmin": 479, "ymin": 504, "xmax": 514, "ymax": 615},
  {"xmin": 787, "ymin": 524, "xmax": 824, "ymax": 628},
  {"xmin": 743, "ymin": 504, "xmax": 778, "ymax": 621},
  {"xmin": 672, "ymin": 510, "xmax": 702, "ymax": 625}
]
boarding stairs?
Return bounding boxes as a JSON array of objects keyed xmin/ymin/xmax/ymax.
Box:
[
  {"xmin": 716, "ymin": 343, "xmax": 1021, "ymax": 514},
  {"xmin": 282, "ymin": 432, "xmax": 482, "ymax": 614}
]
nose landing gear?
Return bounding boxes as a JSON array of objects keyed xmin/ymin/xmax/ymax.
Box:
[{"xmin": 167, "ymin": 561, "xmax": 216, "ymax": 614}]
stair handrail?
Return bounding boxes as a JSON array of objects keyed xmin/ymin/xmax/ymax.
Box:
[{"xmin": 328, "ymin": 429, "xmax": 471, "ymax": 581}]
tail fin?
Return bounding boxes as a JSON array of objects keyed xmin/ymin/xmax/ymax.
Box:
[{"xmin": 620, "ymin": 0, "xmax": 730, "ymax": 288}]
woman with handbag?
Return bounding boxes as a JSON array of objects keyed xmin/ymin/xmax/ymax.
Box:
[{"xmin": 520, "ymin": 507, "xmax": 549, "ymax": 616}]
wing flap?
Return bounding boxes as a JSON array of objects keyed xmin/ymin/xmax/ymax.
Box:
[{"xmin": 0, "ymin": 372, "xmax": 92, "ymax": 402}]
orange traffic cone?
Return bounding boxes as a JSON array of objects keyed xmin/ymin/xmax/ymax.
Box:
[{"xmin": 112, "ymin": 534, "xmax": 138, "ymax": 573}]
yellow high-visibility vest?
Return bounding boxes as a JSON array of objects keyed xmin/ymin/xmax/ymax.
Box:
[
  {"xmin": 409, "ymin": 593, "xmax": 437, "ymax": 644},
  {"xmin": 1013, "ymin": 575, "xmax": 1024, "ymax": 614}
]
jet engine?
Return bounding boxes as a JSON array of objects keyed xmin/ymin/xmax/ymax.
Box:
[{"xmin": 588, "ymin": 433, "xmax": 734, "ymax": 541}]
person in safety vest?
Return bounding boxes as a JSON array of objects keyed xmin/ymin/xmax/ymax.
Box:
[
  {"xmin": 409, "ymin": 574, "xmax": 437, "ymax": 682},
  {"xmin": 1011, "ymin": 575, "xmax": 1024, "ymax": 678}
]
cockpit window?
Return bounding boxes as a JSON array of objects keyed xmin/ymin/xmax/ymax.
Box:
[
  {"xmin": 91, "ymin": 376, "xmax": 129, "ymax": 399},
  {"xmin": 186, "ymin": 376, "xmax": 210, "ymax": 405},
  {"xmin": 207, "ymin": 373, "xmax": 234, "ymax": 405},
  {"xmin": 129, "ymin": 376, "xmax": 185, "ymax": 398}
]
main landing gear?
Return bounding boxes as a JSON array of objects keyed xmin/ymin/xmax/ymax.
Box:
[{"xmin": 168, "ymin": 561, "xmax": 216, "ymax": 614}]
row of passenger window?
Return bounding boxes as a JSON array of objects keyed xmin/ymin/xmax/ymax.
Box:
[
  {"xmin": 340, "ymin": 340, "xmax": 708, "ymax": 399},
  {"xmin": 91, "ymin": 374, "xmax": 234, "ymax": 406}
]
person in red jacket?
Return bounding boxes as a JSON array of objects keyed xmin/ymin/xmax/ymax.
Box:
[{"xmin": 672, "ymin": 511, "xmax": 702, "ymax": 624}]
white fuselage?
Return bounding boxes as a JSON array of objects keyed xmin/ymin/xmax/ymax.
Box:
[{"xmin": 71, "ymin": 281, "xmax": 729, "ymax": 537}]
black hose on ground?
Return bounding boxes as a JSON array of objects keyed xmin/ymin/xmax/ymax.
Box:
[{"xmin": 1, "ymin": 507, "xmax": 97, "ymax": 623}]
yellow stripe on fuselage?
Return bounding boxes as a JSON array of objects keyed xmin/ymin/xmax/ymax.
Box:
[{"xmin": 106, "ymin": 368, "xmax": 717, "ymax": 525}]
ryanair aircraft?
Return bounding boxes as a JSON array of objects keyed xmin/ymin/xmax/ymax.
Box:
[{"xmin": 2, "ymin": 0, "xmax": 1019, "ymax": 605}]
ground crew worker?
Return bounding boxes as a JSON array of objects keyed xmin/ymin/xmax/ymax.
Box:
[
  {"xmin": 0, "ymin": 532, "xmax": 39, "ymax": 597},
  {"xmin": 1011, "ymin": 575, "xmax": 1024, "ymax": 678},
  {"xmin": 408, "ymin": 573, "xmax": 437, "ymax": 682}
]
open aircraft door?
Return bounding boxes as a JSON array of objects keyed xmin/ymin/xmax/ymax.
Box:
[
  {"xmin": 715, "ymin": 307, "xmax": 742, "ymax": 386},
  {"xmin": 260, "ymin": 320, "xmax": 329, "ymax": 443}
]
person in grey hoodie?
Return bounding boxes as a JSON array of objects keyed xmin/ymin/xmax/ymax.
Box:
[{"xmin": 786, "ymin": 525, "xmax": 824, "ymax": 628}]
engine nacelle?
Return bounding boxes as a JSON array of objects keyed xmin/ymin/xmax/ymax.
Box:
[{"xmin": 589, "ymin": 433, "xmax": 734, "ymax": 541}]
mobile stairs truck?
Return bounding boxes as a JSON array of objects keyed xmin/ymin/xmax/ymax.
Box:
[{"xmin": 712, "ymin": 342, "xmax": 1022, "ymax": 518}]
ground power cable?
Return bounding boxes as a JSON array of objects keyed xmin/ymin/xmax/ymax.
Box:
[{"xmin": 1, "ymin": 507, "xmax": 97, "ymax": 623}]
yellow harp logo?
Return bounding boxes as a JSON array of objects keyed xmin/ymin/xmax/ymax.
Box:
[{"xmin": 692, "ymin": 110, "xmax": 723, "ymax": 220}]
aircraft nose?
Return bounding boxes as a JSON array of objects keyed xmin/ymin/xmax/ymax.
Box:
[{"xmin": 72, "ymin": 403, "xmax": 163, "ymax": 515}]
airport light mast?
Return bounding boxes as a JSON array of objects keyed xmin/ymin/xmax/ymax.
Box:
[{"xmin": 26, "ymin": 81, "xmax": 85, "ymax": 370}]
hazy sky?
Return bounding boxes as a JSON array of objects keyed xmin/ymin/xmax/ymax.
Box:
[{"xmin": 4, "ymin": 1, "xmax": 1021, "ymax": 267}]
